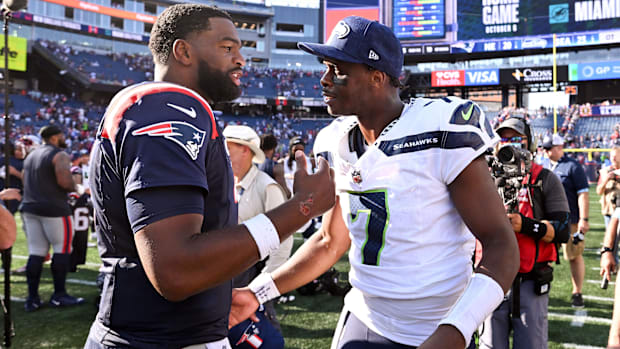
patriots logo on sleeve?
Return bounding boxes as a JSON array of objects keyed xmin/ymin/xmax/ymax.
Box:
[{"xmin": 132, "ymin": 121, "xmax": 206, "ymax": 160}]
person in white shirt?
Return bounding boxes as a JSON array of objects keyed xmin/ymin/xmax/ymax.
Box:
[{"xmin": 224, "ymin": 125, "xmax": 292, "ymax": 334}]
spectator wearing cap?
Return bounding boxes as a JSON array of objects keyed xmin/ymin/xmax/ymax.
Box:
[
  {"xmin": 223, "ymin": 125, "xmax": 290, "ymax": 338},
  {"xmin": 20, "ymin": 124, "xmax": 84, "ymax": 312},
  {"xmin": 543, "ymin": 133, "xmax": 590, "ymax": 308}
]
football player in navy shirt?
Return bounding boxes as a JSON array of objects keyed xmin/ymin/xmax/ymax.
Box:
[{"xmin": 85, "ymin": 4, "xmax": 335, "ymax": 349}]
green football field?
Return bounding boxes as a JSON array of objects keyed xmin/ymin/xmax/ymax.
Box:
[{"xmin": 1, "ymin": 185, "xmax": 614, "ymax": 348}]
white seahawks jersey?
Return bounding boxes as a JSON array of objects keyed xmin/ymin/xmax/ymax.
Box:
[{"xmin": 314, "ymin": 97, "xmax": 499, "ymax": 346}]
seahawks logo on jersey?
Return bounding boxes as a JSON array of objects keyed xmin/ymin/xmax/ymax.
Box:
[{"xmin": 450, "ymin": 101, "xmax": 495, "ymax": 139}]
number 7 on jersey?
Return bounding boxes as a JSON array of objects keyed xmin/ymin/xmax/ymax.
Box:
[{"xmin": 348, "ymin": 190, "xmax": 390, "ymax": 266}]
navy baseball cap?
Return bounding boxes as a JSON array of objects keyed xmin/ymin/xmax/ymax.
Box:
[{"xmin": 297, "ymin": 16, "xmax": 403, "ymax": 79}]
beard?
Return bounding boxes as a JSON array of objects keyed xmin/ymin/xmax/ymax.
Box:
[
  {"xmin": 197, "ymin": 59, "xmax": 241, "ymax": 104},
  {"xmin": 57, "ymin": 139, "xmax": 67, "ymax": 149}
]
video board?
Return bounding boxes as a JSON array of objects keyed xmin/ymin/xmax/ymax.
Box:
[
  {"xmin": 395, "ymin": 0, "xmax": 620, "ymax": 56},
  {"xmin": 392, "ymin": 0, "xmax": 445, "ymax": 40}
]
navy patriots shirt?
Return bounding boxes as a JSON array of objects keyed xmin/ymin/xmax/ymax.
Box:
[{"xmin": 89, "ymin": 82, "xmax": 237, "ymax": 347}]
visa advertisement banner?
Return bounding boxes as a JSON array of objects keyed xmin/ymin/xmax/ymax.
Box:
[
  {"xmin": 569, "ymin": 60, "xmax": 620, "ymax": 81},
  {"xmin": 457, "ymin": 0, "xmax": 620, "ymax": 41},
  {"xmin": 464, "ymin": 68, "xmax": 500, "ymax": 86}
]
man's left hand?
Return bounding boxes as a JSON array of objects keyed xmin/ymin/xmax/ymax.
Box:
[
  {"xmin": 578, "ymin": 218, "xmax": 589, "ymax": 234},
  {"xmin": 229, "ymin": 287, "xmax": 260, "ymax": 329},
  {"xmin": 507, "ymin": 213, "xmax": 522, "ymax": 234}
]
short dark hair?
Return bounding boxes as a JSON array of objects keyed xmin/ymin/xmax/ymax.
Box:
[
  {"xmin": 39, "ymin": 124, "xmax": 63, "ymax": 141},
  {"xmin": 260, "ymin": 133, "xmax": 278, "ymax": 151},
  {"xmin": 149, "ymin": 4, "xmax": 232, "ymax": 65}
]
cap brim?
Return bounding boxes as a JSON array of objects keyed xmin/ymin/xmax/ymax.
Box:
[{"xmin": 297, "ymin": 42, "xmax": 364, "ymax": 65}]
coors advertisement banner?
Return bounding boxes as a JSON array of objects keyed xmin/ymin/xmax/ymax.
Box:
[
  {"xmin": 457, "ymin": 0, "xmax": 620, "ymax": 41},
  {"xmin": 499, "ymin": 65, "xmax": 568, "ymax": 84}
]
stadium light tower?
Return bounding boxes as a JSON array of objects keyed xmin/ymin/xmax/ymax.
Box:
[{"xmin": 1, "ymin": 1, "xmax": 27, "ymax": 346}]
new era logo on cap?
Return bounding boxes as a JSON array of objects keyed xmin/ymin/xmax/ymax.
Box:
[{"xmin": 368, "ymin": 50, "xmax": 380, "ymax": 61}]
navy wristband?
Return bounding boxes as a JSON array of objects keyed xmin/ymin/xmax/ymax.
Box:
[{"xmin": 519, "ymin": 213, "xmax": 547, "ymax": 240}]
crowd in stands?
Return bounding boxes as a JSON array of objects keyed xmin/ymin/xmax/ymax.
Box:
[
  {"xmin": 37, "ymin": 40, "xmax": 154, "ymax": 86},
  {"xmin": 492, "ymin": 104, "xmax": 620, "ymax": 155},
  {"xmin": 37, "ymin": 41, "xmax": 326, "ymax": 97},
  {"xmin": 240, "ymin": 67, "xmax": 323, "ymax": 98},
  {"xmin": 0, "ymin": 91, "xmax": 329, "ymax": 160}
]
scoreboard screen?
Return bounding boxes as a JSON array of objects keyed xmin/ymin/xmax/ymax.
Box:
[{"xmin": 393, "ymin": 0, "xmax": 446, "ymax": 40}]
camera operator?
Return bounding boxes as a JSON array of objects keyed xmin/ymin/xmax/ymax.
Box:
[
  {"xmin": 480, "ymin": 117, "xmax": 570, "ymax": 349},
  {"xmin": 597, "ymin": 145, "xmax": 620, "ymax": 230}
]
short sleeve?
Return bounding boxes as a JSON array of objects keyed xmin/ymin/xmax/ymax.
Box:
[
  {"xmin": 117, "ymin": 91, "xmax": 214, "ymax": 197},
  {"xmin": 126, "ymin": 186, "xmax": 205, "ymax": 233},
  {"xmin": 572, "ymin": 162, "xmax": 590, "ymax": 193},
  {"xmin": 613, "ymin": 207, "xmax": 620, "ymax": 219},
  {"xmin": 438, "ymin": 98, "xmax": 499, "ymax": 184},
  {"xmin": 542, "ymin": 169, "xmax": 570, "ymax": 213}
]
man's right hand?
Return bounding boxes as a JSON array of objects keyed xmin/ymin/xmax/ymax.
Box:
[
  {"xmin": 291, "ymin": 150, "xmax": 335, "ymax": 219},
  {"xmin": 601, "ymin": 252, "xmax": 617, "ymax": 281}
]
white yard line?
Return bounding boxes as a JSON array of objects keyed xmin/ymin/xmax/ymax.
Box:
[
  {"xmin": 66, "ymin": 278, "xmax": 97, "ymax": 286},
  {"xmin": 12, "ymin": 254, "xmax": 100, "ymax": 268},
  {"xmin": 583, "ymin": 295, "xmax": 614, "ymax": 302},
  {"xmin": 549, "ymin": 312, "xmax": 612, "ymax": 325},
  {"xmin": 0, "ymin": 296, "xmax": 26, "ymax": 302},
  {"xmin": 587, "ymin": 279, "xmax": 615, "ymax": 285},
  {"xmin": 562, "ymin": 343, "xmax": 606, "ymax": 349}
]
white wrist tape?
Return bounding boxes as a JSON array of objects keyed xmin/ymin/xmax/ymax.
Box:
[
  {"xmin": 243, "ymin": 213, "xmax": 280, "ymax": 260},
  {"xmin": 438, "ymin": 273, "xmax": 505, "ymax": 347},
  {"xmin": 248, "ymin": 273, "xmax": 281, "ymax": 305}
]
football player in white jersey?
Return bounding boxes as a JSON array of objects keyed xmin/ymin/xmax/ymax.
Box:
[{"xmin": 230, "ymin": 16, "xmax": 519, "ymax": 349}]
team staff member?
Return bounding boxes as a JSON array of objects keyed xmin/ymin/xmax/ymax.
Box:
[
  {"xmin": 230, "ymin": 16, "xmax": 519, "ymax": 349},
  {"xmin": 543, "ymin": 133, "xmax": 590, "ymax": 308},
  {"xmin": 480, "ymin": 118, "xmax": 570, "ymax": 349},
  {"xmin": 20, "ymin": 124, "xmax": 83, "ymax": 312},
  {"xmin": 224, "ymin": 125, "xmax": 290, "ymax": 342},
  {"xmin": 85, "ymin": 5, "xmax": 335, "ymax": 348}
]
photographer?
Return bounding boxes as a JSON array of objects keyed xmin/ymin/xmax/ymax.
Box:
[
  {"xmin": 480, "ymin": 118, "xmax": 570, "ymax": 349},
  {"xmin": 597, "ymin": 145, "xmax": 620, "ymax": 229}
]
